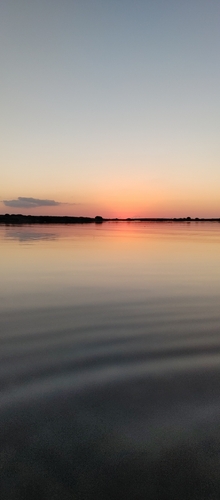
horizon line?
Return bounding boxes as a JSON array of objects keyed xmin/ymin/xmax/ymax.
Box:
[{"xmin": 1, "ymin": 214, "xmax": 220, "ymax": 224}]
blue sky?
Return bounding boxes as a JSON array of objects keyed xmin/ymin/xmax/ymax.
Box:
[{"xmin": 1, "ymin": 0, "xmax": 220, "ymax": 217}]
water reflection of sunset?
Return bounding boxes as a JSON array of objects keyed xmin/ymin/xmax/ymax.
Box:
[{"xmin": 1, "ymin": 223, "xmax": 220, "ymax": 314}]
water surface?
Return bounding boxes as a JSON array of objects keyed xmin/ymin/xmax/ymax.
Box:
[{"xmin": 1, "ymin": 222, "xmax": 220, "ymax": 499}]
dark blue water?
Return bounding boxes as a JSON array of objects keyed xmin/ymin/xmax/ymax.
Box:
[{"xmin": 1, "ymin": 223, "xmax": 220, "ymax": 498}]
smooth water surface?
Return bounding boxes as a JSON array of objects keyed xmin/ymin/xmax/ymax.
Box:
[{"xmin": 1, "ymin": 222, "xmax": 220, "ymax": 499}]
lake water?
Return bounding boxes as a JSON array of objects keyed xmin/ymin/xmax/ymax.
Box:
[{"xmin": 1, "ymin": 222, "xmax": 220, "ymax": 499}]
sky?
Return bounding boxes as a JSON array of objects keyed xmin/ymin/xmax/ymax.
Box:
[{"xmin": 1, "ymin": 0, "xmax": 220, "ymax": 218}]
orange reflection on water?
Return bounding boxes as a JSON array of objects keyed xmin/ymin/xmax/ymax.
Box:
[{"xmin": 1, "ymin": 222, "xmax": 220, "ymax": 312}]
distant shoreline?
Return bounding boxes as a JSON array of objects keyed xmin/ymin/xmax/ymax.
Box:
[{"xmin": 1, "ymin": 214, "xmax": 220, "ymax": 225}]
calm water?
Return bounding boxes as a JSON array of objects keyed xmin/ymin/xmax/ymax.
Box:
[{"xmin": 1, "ymin": 222, "xmax": 220, "ymax": 499}]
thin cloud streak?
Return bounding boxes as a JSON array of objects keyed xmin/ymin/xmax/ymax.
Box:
[{"xmin": 4, "ymin": 197, "xmax": 61, "ymax": 209}]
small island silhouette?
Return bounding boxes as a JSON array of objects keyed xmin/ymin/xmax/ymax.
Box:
[{"xmin": 1, "ymin": 214, "xmax": 220, "ymax": 225}]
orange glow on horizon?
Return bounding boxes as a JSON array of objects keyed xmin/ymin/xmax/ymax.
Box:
[{"xmin": 1, "ymin": 184, "xmax": 220, "ymax": 220}]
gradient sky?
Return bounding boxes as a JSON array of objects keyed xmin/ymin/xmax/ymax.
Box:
[{"xmin": 1, "ymin": 0, "xmax": 220, "ymax": 217}]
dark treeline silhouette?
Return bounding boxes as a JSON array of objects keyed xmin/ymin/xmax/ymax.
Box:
[
  {"xmin": 0, "ymin": 214, "xmax": 104, "ymax": 224},
  {"xmin": 1, "ymin": 214, "xmax": 220, "ymax": 225}
]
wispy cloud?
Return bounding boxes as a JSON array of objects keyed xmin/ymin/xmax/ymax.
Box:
[{"xmin": 3, "ymin": 197, "xmax": 61, "ymax": 209}]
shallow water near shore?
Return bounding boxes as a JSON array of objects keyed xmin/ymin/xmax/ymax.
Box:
[{"xmin": 1, "ymin": 222, "xmax": 220, "ymax": 499}]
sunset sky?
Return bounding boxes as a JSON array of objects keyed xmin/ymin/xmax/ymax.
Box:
[{"xmin": 1, "ymin": 0, "xmax": 220, "ymax": 218}]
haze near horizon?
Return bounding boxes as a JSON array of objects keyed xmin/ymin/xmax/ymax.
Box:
[{"xmin": 1, "ymin": 1, "xmax": 220, "ymax": 218}]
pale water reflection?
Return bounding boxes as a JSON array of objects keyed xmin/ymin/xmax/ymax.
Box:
[{"xmin": 1, "ymin": 222, "xmax": 220, "ymax": 498}]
